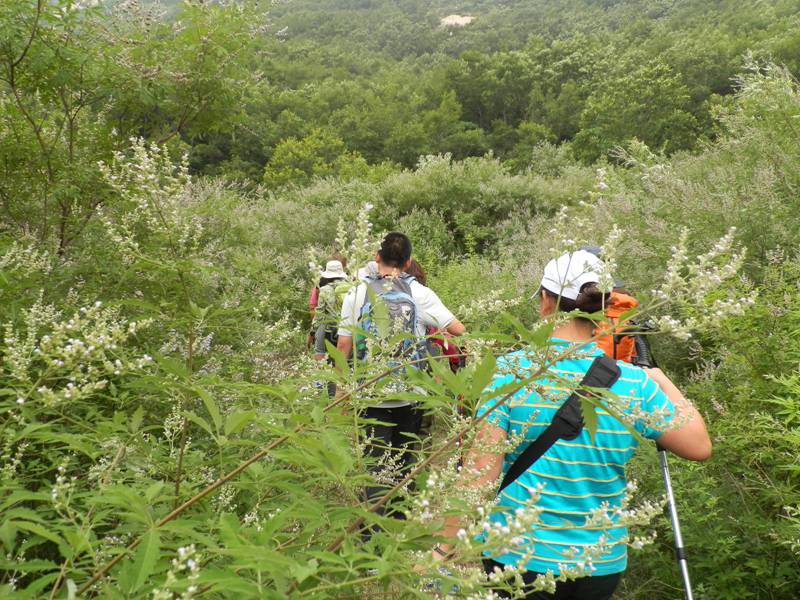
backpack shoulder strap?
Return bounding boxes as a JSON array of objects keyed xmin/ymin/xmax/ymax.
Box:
[
  {"xmin": 353, "ymin": 282, "xmax": 370, "ymax": 318},
  {"xmin": 497, "ymin": 355, "xmax": 621, "ymax": 493}
]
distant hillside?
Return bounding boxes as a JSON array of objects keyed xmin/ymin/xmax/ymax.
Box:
[
  {"xmin": 99, "ymin": 0, "xmax": 800, "ymax": 175},
  {"xmin": 268, "ymin": 0, "xmax": 800, "ymax": 59}
]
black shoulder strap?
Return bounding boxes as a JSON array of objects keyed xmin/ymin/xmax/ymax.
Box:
[{"xmin": 497, "ymin": 355, "xmax": 621, "ymax": 493}]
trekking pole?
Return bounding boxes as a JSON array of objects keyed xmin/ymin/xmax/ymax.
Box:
[{"xmin": 657, "ymin": 443, "xmax": 694, "ymax": 600}]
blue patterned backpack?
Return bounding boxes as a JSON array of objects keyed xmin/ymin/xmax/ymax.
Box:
[{"xmin": 355, "ymin": 274, "xmax": 427, "ymax": 370}]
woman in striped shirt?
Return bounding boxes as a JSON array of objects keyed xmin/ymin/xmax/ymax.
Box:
[{"xmin": 433, "ymin": 250, "xmax": 711, "ymax": 599}]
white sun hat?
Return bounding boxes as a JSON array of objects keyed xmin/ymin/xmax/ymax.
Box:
[
  {"xmin": 540, "ymin": 250, "xmax": 604, "ymax": 300},
  {"xmin": 320, "ymin": 260, "xmax": 347, "ymax": 279}
]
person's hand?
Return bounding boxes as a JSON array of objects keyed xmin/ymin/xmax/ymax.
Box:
[
  {"xmin": 433, "ymin": 544, "xmax": 453, "ymax": 562},
  {"xmin": 414, "ymin": 545, "xmax": 451, "ymax": 574}
]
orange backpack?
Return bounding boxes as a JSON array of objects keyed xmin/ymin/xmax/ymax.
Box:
[{"xmin": 595, "ymin": 291, "xmax": 639, "ymax": 363}]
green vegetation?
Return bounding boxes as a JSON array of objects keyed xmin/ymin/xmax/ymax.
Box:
[{"xmin": 1, "ymin": 0, "xmax": 800, "ymax": 598}]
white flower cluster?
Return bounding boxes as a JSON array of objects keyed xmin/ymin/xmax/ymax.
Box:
[
  {"xmin": 459, "ymin": 289, "xmax": 523, "ymax": 324},
  {"xmin": 162, "ymin": 401, "xmax": 187, "ymax": 457},
  {"xmin": 654, "ymin": 227, "xmax": 756, "ymax": 340},
  {"xmin": 409, "ymin": 458, "xmax": 473, "ymax": 523},
  {"xmin": 566, "ymin": 481, "xmax": 665, "ymax": 532},
  {"xmin": 306, "ymin": 203, "xmax": 378, "ymax": 285},
  {"xmin": 597, "ymin": 224, "xmax": 622, "ymax": 293},
  {"xmin": 545, "ymin": 203, "xmax": 595, "ymax": 257},
  {"xmin": 242, "ymin": 505, "xmax": 282, "ymax": 533},
  {"xmin": 87, "ymin": 436, "xmax": 127, "ymax": 485},
  {"xmin": 340, "ymin": 203, "xmax": 379, "ymax": 279},
  {"xmin": 215, "ymin": 484, "xmax": 238, "ymax": 513},
  {"xmin": 0, "ymin": 241, "xmax": 53, "ymax": 276},
  {"xmin": 51, "ymin": 458, "xmax": 77, "ymax": 515},
  {"xmin": 2, "ymin": 298, "xmax": 153, "ymax": 406},
  {"xmin": 2, "ymin": 546, "xmax": 27, "ymax": 591},
  {"xmin": 595, "ymin": 167, "xmax": 610, "ymax": 193},
  {"xmin": 98, "ymin": 138, "xmax": 201, "ymax": 264},
  {"xmin": 0, "ymin": 440, "xmax": 29, "ymax": 483},
  {"xmin": 244, "ymin": 312, "xmax": 302, "ymax": 384},
  {"xmin": 159, "ymin": 326, "xmax": 215, "ymax": 359},
  {"xmin": 152, "ymin": 544, "xmax": 202, "ymax": 600}
]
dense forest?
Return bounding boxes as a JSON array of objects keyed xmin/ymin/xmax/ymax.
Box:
[{"xmin": 1, "ymin": 0, "xmax": 800, "ymax": 598}]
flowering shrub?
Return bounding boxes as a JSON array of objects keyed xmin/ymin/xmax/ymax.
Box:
[{"xmin": 2, "ymin": 46, "xmax": 800, "ymax": 600}]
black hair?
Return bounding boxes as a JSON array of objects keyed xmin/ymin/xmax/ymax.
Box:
[
  {"xmin": 378, "ymin": 232, "xmax": 412, "ymax": 268},
  {"xmin": 318, "ymin": 276, "xmax": 341, "ymax": 288},
  {"xmin": 541, "ymin": 282, "xmax": 609, "ymax": 322}
]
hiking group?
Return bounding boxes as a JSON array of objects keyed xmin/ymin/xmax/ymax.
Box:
[{"xmin": 307, "ymin": 232, "xmax": 711, "ymax": 600}]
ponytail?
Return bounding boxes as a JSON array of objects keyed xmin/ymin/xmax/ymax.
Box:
[
  {"xmin": 574, "ymin": 283, "xmax": 607, "ymax": 314},
  {"xmin": 542, "ymin": 282, "xmax": 609, "ymax": 321}
]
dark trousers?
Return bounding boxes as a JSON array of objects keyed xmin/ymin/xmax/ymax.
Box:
[
  {"xmin": 361, "ymin": 404, "xmax": 423, "ymax": 516},
  {"xmin": 483, "ymin": 559, "xmax": 621, "ymax": 600}
]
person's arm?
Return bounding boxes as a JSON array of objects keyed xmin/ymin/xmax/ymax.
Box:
[
  {"xmin": 416, "ymin": 285, "xmax": 466, "ymax": 337},
  {"xmin": 646, "ymin": 367, "xmax": 712, "ymax": 461},
  {"xmin": 445, "ymin": 318, "xmax": 466, "ymax": 337},
  {"xmin": 309, "ymin": 286, "xmax": 319, "ymax": 319},
  {"xmin": 336, "ymin": 335, "xmax": 353, "ymax": 362},
  {"xmin": 334, "ymin": 286, "xmax": 359, "ymax": 379},
  {"xmin": 434, "ymin": 422, "xmax": 505, "ymax": 558}
]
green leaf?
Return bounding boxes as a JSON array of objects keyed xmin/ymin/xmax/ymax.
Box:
[
  {"xmin": 130, "ymin": 405, "xmax": 144, "ymax": 433},
  {"xmin": 184, "ymin": 411, "xmax": 214, "ymax": 437},
  {"xmin": 145, "ymin": 482, "xmax": 165, "ymax": 503},
  {"xmin": 63, "ymin": 528, "xmax": 92, "ymax": 557},
  {"xmin": 0, "ymin": 520, "xmax": 17, "ymax": 551},
  {"xmin": 289, "ymin": 558, "xmax": 319, "ymax": 584},
  {"xmin": 580, "ymin": 397, "xmax": 599, "ymax": 442},
  {"xmin": 188, "ymin": 300, "xmax": 209, "ymax": 320},
  {"xmin": 428, "ymin": 352, "xmax": 463, "ymax": 397},
  {"xmin": 310, "ymin": 404, "xmax": 325, "ymax": 424},
  {"xmin": 468, "ymin": 351, "xmax": 496, "ymax": 401},
  {"xmin": 128, "ymin": 528, "xmax": 160, "ymax": 593},
  {"xmin": 224, "ymin": 410, "xmax": 257, "ymax": 436},
  {"xmin": 13, "ymin": 521, "xmax": 65, "ymax": 548},
  {"xmin": 326, "ymin": 340, "xmax": 348, "ymax": 376},
  {"xmin": 156, "ymin": 356, "xmax": 190, "ymax": 378},
  {"xmin": 197, "ymin": 388, "xmax": 222, "ymax": 432}
]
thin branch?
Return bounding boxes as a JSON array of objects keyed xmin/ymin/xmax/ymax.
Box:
[
  {"xmin": 11, "ymin": 0, "xmax": 44, "ymax": 70},
  {"xmin": 173, "ymin": 332, "xmax": 195, "ymax": 506}
]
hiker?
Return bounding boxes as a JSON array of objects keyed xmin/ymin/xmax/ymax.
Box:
[
  {"xmin": 431, "ymin": 249, "xmax": 711, "ymax": 599},
  {"xmin": 307, "ymin": 255, "xmax": 347, "ymax": 349},
  {"xmin": 311, "ymin": 259, "xmax": 350, "ymax": 362},
  {"xmin": 336, "ymin": 232, "xmax": 466, "ymax": 521}
]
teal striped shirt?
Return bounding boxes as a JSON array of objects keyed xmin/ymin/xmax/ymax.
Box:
[{"xmin": 477, "ymin": 338, "xmax": 674, "ymax": 576}]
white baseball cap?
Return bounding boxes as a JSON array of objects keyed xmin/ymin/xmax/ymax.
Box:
[{"xmin": 540, "ymin": 250, "xmax": 604, "ymax": 300}]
